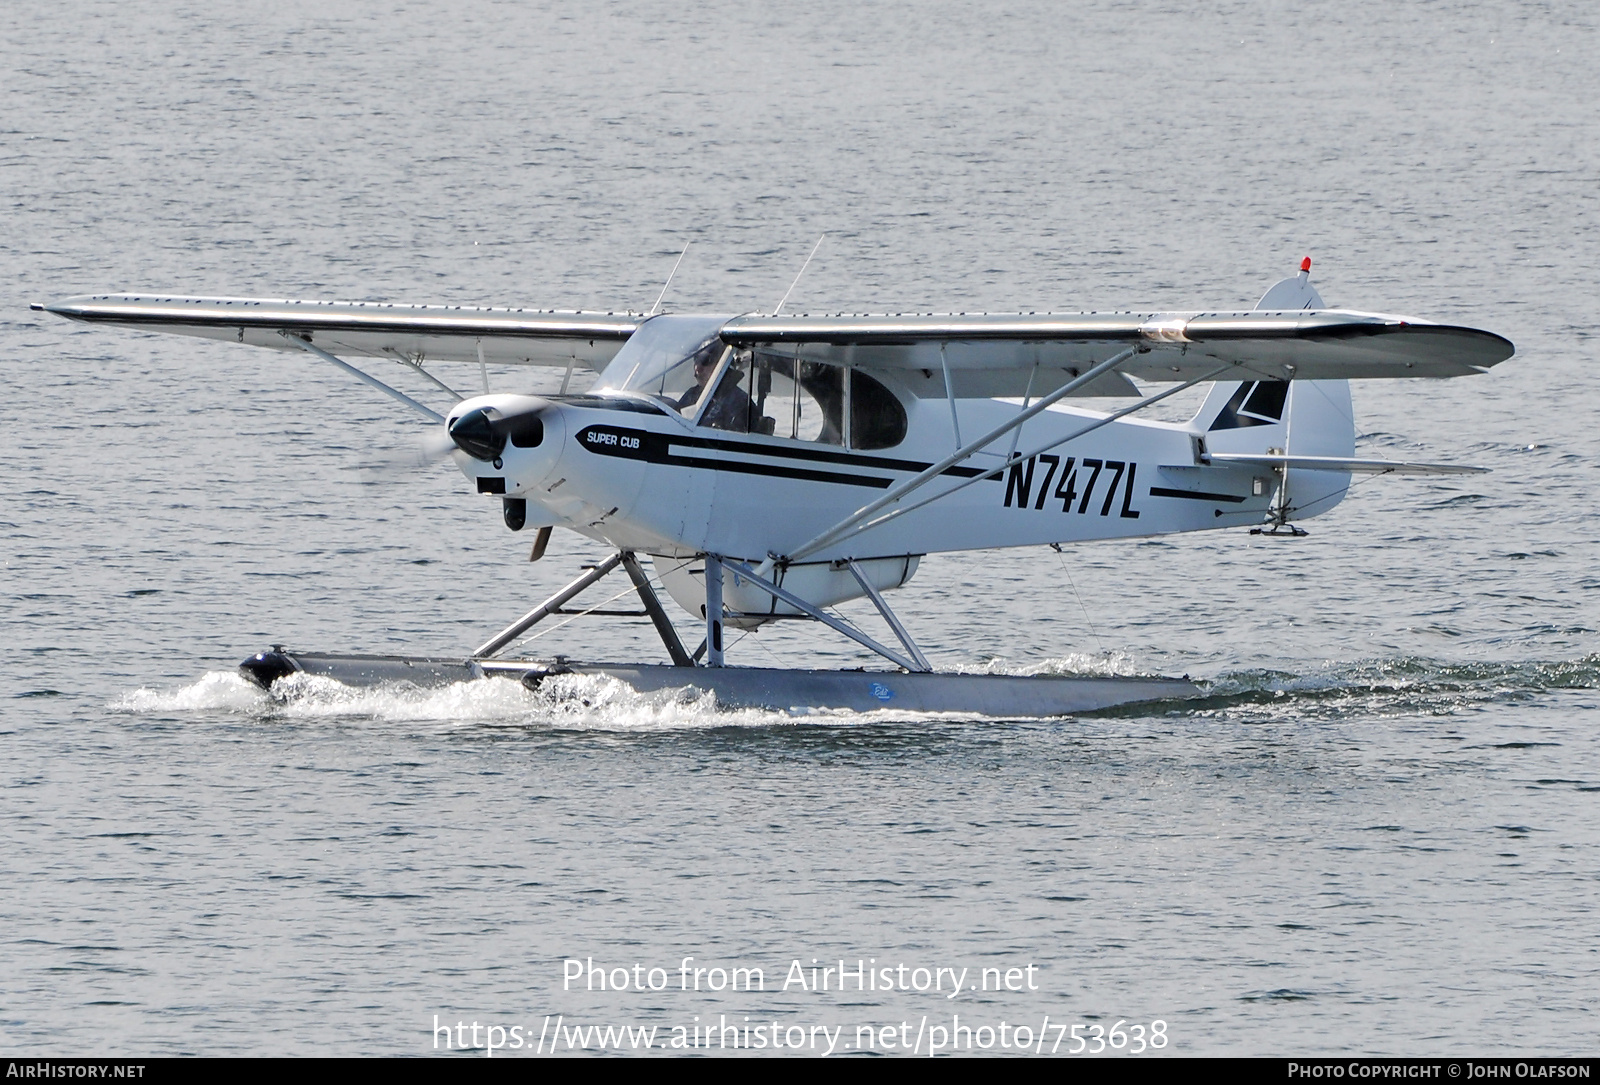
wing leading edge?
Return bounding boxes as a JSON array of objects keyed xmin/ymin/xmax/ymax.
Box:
[{"xmin": 40, "ymin": 294, "xmax": 1515, "ymax": 392}]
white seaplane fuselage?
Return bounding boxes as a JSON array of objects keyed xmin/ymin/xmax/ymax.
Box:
[{"xmin": 459, "ymin": 390, "xmax": 1335, "ymax": 554}]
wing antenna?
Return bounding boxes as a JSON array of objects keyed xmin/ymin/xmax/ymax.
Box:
[
  {"xmin": 772, "ymin": 234, "xmax": 826, "ymax": 316},
  {"xmin": 648, "ymin": 241, "xmax": 691, "ymax": 317}
]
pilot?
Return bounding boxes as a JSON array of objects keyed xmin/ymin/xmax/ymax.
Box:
[{"xmin": 676, "ymin": 343, "xmax": 754, "ymax": 432}]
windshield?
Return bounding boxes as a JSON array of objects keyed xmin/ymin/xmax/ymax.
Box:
[{"xmin": 591, "ymin": 314, "xmax": 733, "ymax": 409}]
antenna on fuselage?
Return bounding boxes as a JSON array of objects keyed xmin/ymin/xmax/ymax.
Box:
[
  {"xmin": 648, "ymin": 241, "xmax": 691, "ymax": 317},
  {"xmin": 773, "ymin": 234, "xmax": 826, "ymax": 315}
]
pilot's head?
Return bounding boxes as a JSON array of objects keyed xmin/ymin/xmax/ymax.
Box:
[{"xmin": 689, "ymin": 342, "xmax": 722, "ymax": 382}]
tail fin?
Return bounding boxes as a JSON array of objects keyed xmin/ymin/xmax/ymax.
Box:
[
  {"xmin": 1189, "ymin": 260, "xmax": 1354, "ymax": 523},
  {"xmin": 1256, "ymin": 256, "xmax": 1324, "ymax": 310}
]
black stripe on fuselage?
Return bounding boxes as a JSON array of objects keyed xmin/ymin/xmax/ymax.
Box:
[
  {"xmin": 571, "ymin": 415, "xmax": 998, "ymax": 489},
  {"xmin": 1147, "ymin": 486, "xmax": 1247, "ymax": 504},
  {"xmin": 646, "ymin": 426, "xmax": 989, "ymax": 479},
  {"xmin": 576, "ymin": 424, "xmax": 896, "ymax": 488},
  {"xmin": 666, "ymin": 453, "xmax": 892, "ymax": 488}
]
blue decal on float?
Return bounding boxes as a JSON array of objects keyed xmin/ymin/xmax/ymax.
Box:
[{"xmin": 869, "ymin": 682, "xmax": 894, "ymax": 701}]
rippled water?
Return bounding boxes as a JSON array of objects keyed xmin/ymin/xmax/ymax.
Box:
[{"xmin": 3, "ymin": 0, "xmax": 1598, "ymax": 1057}]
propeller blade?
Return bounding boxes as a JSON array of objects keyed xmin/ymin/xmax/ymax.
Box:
[
  {"xmin": 417, "ymin": 428, "xmax": 458, "ymax": 464},
  {"xmin": 358, "ymin": 426, "xmax": 459, "ymax": 482}
]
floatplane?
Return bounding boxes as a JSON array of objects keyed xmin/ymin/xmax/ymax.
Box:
[{"xmin": 38, "ymin": 258, "xmax": 1514, "ymax": 715}]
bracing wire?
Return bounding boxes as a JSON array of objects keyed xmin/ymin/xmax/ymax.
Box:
[
  {"xmin": 1050, "ymin": 543, "xmax": 1106, "ymax": 656},
  {"xmin": 511, "ymin": 555, "xmax": 698, "ymax": 652}
]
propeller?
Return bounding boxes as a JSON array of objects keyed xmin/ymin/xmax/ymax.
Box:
[
  {"xmin": 360, "ymin": 398, "xmax": 546, "ymax": 483},
  {"xmin": 446, "ymin": 403, "xmax": 545, "ymax": 463}
]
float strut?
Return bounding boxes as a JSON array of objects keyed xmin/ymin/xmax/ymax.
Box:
[
  {"xmin": 471, "ymin": 553, "xmax": 624, "ymax": 659},
  {"xmin": 846, "ymin": 559, "xmax": 932, "ymax": 672},
  {"xmin": 704, "ymin": 555, "xmax": 725, "ymax": 667},
  {"xmin": 621, "ymin": 552, "xmax": 694, "ymax": 667},
  {"xmin": 722, "ymin": 559, "xmax": 924, "ymax": 673}
]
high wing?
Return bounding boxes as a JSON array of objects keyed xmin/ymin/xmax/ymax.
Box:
[
  {"xmin": 720, "ymin": 310, "xmax": 1515, "ymax": 396},
  {"xmin": 38, "ymin": 294, "xmax": 638, "ymax": 371},
  {"xmin": 39, "ymin": 294, "xmax": 1516, "ymax": 400}
]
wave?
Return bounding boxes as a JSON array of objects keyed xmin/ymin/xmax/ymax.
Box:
[
  {"xmin": 111, "ymin": 670, "xmax": 859, "ymax": 730},
  {"xmin": 971, "ymin": 651, "xmax": 1146, "ymax": 678},
  {"xmin": 1164, "ymin": 654, "xmax": 1600, "ymax": 719},
  {"xmin": 109, "ymin": 654, "xmax": 1600, "ymax": 728}
]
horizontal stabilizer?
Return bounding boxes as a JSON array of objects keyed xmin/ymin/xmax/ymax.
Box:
[{"xmin": 1204, "ymin": 453, "xmax": 1487, "ymax": 475}]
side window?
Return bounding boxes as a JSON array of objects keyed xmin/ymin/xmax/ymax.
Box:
[
  {"xmin": 849, "ymin": 368, "xmax": 907, "ymax": 451},
  {"xmin": 797, "ymin": 360, "xmax": 843, "ymax": 444},
  {"xmin": 738, "ymin": 353, "xmax": 906, "ymax": 450},
  {"xmin": 735, "ymin": 354, "xmax": 839, "ymax": 444}
]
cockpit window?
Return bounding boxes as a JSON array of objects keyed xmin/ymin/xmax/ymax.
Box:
[{"xmin": 592, "ymin": 314, "xmax": 731, "ymax": 412}]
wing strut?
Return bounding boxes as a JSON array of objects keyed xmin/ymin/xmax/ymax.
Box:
[
  {"xmin": 837, "ymin": 363, "xmax": 1237, "ymax": 550},
  {"xmin": 782, "ymin": 346, "xmax": 1140, "ymax": 565},
  {"xmin": 280, "ymin": 332, "xmax": 445, "ymax": 423},
  {"xmin": 385, "ymin": 348, "xmax": 464, "ymax": 402},
  {"xmin": 938, "ymin": 343, "xmax": 961, "ymax": 449}
]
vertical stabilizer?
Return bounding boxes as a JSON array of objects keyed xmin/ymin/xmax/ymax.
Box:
[
  {"xmin": 1256, "ymin": 256, "xmax": 1325, "ymax": 310},
  {"xmin": 1189, "ymin": 259, "xmax": 1354, "ymax": 524},
  {"xmin": 1192, "ymin": 258, "xmax": 1329, "ymax": 432}
]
